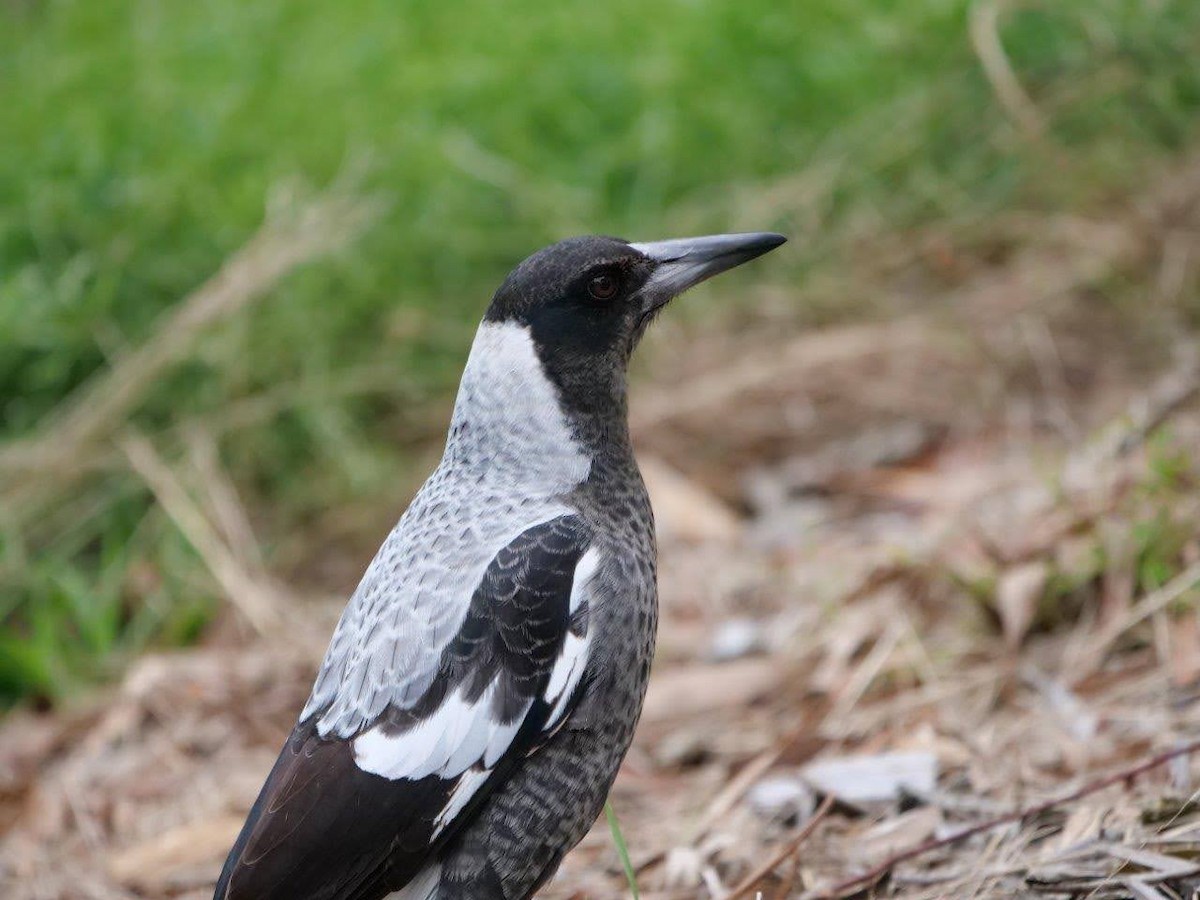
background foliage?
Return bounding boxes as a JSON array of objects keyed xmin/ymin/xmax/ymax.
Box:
[{"xmin": 2, "ymin": 0, "xmax": 1198, "ymax": 703}]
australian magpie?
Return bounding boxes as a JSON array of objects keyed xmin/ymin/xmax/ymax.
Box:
[{"xmin": 214, "ymin": 231, "xmax": 786, "ymax": 899}]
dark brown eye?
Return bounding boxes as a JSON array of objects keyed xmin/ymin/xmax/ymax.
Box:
[{"xmin": 587, "ymin": 272, "xmax": 619, "ymax": 301}]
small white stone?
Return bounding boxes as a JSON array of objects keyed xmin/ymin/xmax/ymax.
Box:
[
  {"xmin": 802, "ymin": 751, "xmax": 938, "ymax": 803},
  {"xmin": 746, "ymin": 774, "xmax": 817, "ymax": 822},
  {"xmin": 708, "ymin": 618, "xmax": 765, "ymax": 662}
]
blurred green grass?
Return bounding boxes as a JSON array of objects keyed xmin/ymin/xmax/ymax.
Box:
[{"xmin": 1, "ymin": 0, "xmax": 1198, "ymax": 704}]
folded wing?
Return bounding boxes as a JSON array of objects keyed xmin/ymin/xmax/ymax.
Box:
[{"xmin": 214, "ymin": 515, "xmax": 598, "ymax": 900}]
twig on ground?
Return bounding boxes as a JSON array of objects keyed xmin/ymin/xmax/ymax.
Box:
[
  {"xmin": 1078, "ymin": 559, "xmax": 1200, "ymax": 679},
  {"xmin": 1114, "ymin": 343, "xmax": 1200, "ymax": 456},
  {"xmin": 634, "ymin": 746, "xmax": 783, "ymax": 877},
  {"xmin": 810, "ymin": 737, "xmax": 1200, "ymax": 898},
  {"xmin": 694, "ymin": 748, "xmax": 785, "ymax": 841},
  {"xmin": 821, "ymin": 622, "xmax": 903, "ymax": 738},
  {"xmin": 725, "ymin": 796, "xmax": 835, "ymax": 900},
  {"xmin": 121, "ymin": 432, "xmax": 286, "ymax": 636},
  {"xmin": 1064, "ymin": 342, "xmax": 1200, "ymax": 492}
]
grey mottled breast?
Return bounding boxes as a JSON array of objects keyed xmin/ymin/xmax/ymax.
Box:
[{"xmin": 303, "ymin": 322, "xmax": 593, "ymax": 738}]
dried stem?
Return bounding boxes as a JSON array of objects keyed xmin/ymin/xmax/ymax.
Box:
[
  {"xmin": 726, "ymin": 796, "xmax": 835, "ymax": 900},
  {"xmin": 811, "ymin": 738, "xmax": 1200, "ymax": 898},
  {"xmin": 0, "ymin": 182, "xmax": 383, "ymax": 490},
  {"xmin": 121, "ymin": 432, "xmax": 285, "ymax": 636},
  {"xmin": 969, "ymin": 0, "xmax": 1045, "ymax": 140},
  {"xmin": 1078, "ymin": 560, "xmax": 1200, "ymax": 678}
]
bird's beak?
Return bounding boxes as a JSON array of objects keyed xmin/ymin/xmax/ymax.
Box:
[{"xmin": 630, "ymin": 232, "xmax": 786, "ymax": 307}]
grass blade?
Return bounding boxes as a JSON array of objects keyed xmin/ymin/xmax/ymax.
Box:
[{"xmin": 605, "ymin": 800, "xmax": 640, "ymax": 899}]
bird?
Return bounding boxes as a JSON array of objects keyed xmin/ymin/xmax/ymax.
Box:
[{"xmin": 214, "ymin": 230, "xmax": 786, "ymax": 900}]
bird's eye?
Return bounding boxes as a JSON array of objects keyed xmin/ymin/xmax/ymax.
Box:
[{"xmin": 587, "ymin": 272, "xmax": 620, "ymax": 301}]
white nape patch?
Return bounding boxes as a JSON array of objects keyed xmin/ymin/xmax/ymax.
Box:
[
  {"xmin": 353, "ymin": 681, "xmax": 530, "ymax": 781},
  {"xmin": 387, "ymin": 862, "xmax": 441, "ymax": 900},
  {"xmin": 432, "ymin": 768, "xmax": 490, "ymax": 838},
  {"xmin": 449, "ymin": 321, "xmax": 591, "ymax": 489}
]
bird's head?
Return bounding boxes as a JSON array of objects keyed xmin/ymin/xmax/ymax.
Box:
[{"xmin": 482, "ymin": 232, "xmax": 786, "ymax": 417}]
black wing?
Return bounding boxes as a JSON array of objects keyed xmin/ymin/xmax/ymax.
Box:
[{"xmin": 214, "ymin": 514, "xmax": 595, "ymax": 900}]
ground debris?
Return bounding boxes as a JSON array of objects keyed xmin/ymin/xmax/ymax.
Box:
[
  {"xmin": 4, "ymin": 166, "xmax": 1200, "ymax": 896},
  {"xmin": 801, "ymin": 752, "xmax": 938, "ymax": 805}
]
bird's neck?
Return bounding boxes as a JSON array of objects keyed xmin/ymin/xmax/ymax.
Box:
[{"xmin": 441, "ymin": 321, "xmax": 634, "ymax": 493}]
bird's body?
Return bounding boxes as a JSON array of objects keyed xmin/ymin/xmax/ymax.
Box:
[{"xmin": 216, "ymin": 232, "xmax": 784, "ymax": 899}]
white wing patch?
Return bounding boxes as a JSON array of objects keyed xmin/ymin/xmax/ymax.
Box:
[
  {"xmin": 432, "ymin": 769, "xmax": 490, "ymax": 838},
  {"xmin": 353, "ymin": 681, "xmax": 530, "ymax": 780},
  {"xmin": 568, "ymin": 546, "xmax": 601, "ymax": 613},
  {"xmin": 543, "ymin": 545, "xmax": 601, "ymax": 728},
  {"xmin": 543, "ymin": 630, "xmax": 591, "ymax": 730},
  {"xmin": 352, "ymin": 546, "xmax": 602, "ymax": 852},
  {"xmin": 386, "ymin": 862, "xmax": 441, "ymax": 899}
]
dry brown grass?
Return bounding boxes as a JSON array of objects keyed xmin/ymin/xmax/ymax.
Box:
[{"xmin": 3, "ymin": 155, "xmax": 1200, "ymax": 900}]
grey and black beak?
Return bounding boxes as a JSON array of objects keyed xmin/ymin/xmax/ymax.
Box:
[{"xmin": 630, "ymin": 232, "xmax": 786, "ymax": 306}]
